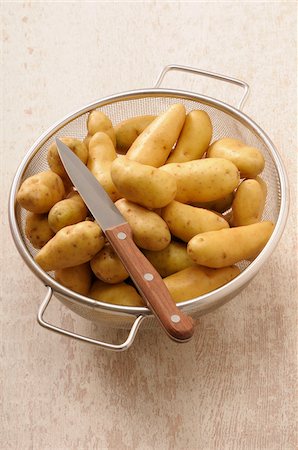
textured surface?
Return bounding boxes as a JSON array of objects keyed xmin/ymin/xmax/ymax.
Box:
[{"xmin": 1, "ymin": 2, "xmax": 297, "ymax": 450}]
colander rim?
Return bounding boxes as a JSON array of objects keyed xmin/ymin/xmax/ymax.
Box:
[{"xmin": 8, "ymin": 87, "xmax": 289, "ymax": 317}]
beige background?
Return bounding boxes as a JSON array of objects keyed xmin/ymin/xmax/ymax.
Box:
[{"xmin": 1, "ymin": 2, "xmax": 297, "ymax": 450}]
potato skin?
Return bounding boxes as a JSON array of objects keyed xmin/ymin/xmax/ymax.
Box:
[
  {"xmin": 17, "ymin": 171, "xmax": 65, "ymax": 213},
  {"xmin": 35, "ymin": 221, "xmax": 105, "ymax": 271},
  {"xmin": 187, "ymin": 221, "xmax": 274, "ymax": 268},
  {"xmin": 47, "ymin": 137, "xmax": 88, "ymax": 179},
  {"xmin": 207, "ymin": 138, "xmax": 265, "ymax": 178},
  {"xmin": 126, "ymin": 104, "xmax": 186, "ymax": 167},
  {"xmin": 143, "ymin": 241, "xmax": 194, "ymax": 277},
  {"xmin": 48, "ymin": 192, "xmax": 88, "ymax": 233},
  {"xmin": 111, "ymin": 157, "xmax": 177, "ymax": 209},
  {"xmin": 89, "ymin": 280, "xmax": 144, "ymax": 307},
  {"xmin": 87, "ymin": 110, "xmax": 116, "ymax": 146},
  {"xmin": 90, "ymin": 244, "xmax": 129, "ymax": 284},
  {"xmin": 231, "ymin": 179, "xmax": 266, "ymax": 226},
  {"xmin": 25, "ymin": 213, "xmax": 54, "ymax": 249},
  {"xmin": 115, "ymin": 199, "xmax": 171, "ymax": 251},
  {"xmin": 167, "ymin": 110, "xmax": 212, "ymax": 163},
  {"xmin": 161, "ymin": 158, "xmax": 240, "ymax": 203},
  {"xmin": 87, "ymin": 132, "xmax": 121, "ymax": 202},
  {"xmin": 162, "ymin": 201, "xmax": 229, "ymax": 242},
  {"xmin": 164, "ymin": 265, "xmax": 240, "ymax": 302},
  {"xmin": 55, "ymin": 263, "xmax": 93, "ymax": 295},
  {"xmin": 115, "ymin": 115, "xmax": 156, "ymax": 153}
]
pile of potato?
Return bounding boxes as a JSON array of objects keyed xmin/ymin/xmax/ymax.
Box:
[{"xmin": 17, "ymin": 103, "xmax": 274, "ymax": 307}]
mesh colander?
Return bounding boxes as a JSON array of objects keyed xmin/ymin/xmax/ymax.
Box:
[{"xmin": 9, "ymin": 65, "xmax": 289, "ymax": 351}]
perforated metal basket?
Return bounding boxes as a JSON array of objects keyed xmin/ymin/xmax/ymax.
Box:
[{"xmin": 9, "ymin": 65, "xmax": 289, "ymax": 351}]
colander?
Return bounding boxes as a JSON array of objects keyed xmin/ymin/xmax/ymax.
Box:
[{"xmin": 9, "ymin": 65, "xmax": 289, "ymax": 351}]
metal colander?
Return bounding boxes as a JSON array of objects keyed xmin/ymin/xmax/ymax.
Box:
[{"xmin": 9, "ymin": 65, "xmax": 289, "ymax": 351}]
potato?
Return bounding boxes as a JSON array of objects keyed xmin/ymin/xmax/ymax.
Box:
[
  {"xmin": 87, "ymin": 132, "xmax": 121, "ymax": 202},
  {"xmin": 167, "ymin": 110, "xmax": 212, "ymax": 163},
  {"xmin": 255, "ymin": 175, "xmax": 268, "ymax": 199},
  {"xmin": 87, "ymin": 110, "xmax": 116, "ymax": 146},
  {"xmin": 126, "ymin": 104, "xmax": 186, "ymax": 167},
  {"xmin": 89, "ymin": 280, "xmax": 144, "ymax": 307},
  {"xmin": 143, "ymin": 241, "xmax": 194, "ymax": 277},
  {"xmin": 35, "ymin": 221, "xmax": 105, "ymax": 271},
  {"xmin": 187, "ymin": 221, "xmax": 274, "ymax": 268},
  {"xmin": 115, "ymin": 199, "xmax": 171, "ymax": 251},
  {"xmin": 25, "ymin": 213, "xmax": 54, "ymax": 249},
  {"xmin": 164, "ymin": 265, "xmax": 240, "ymax": 302},
  {"xmin": 55, "ymin": 263, "xmax": 93, "ymax": 295},
  {"xmin": 192, "ymin": 192, "xmax": 234, "ymax": 213},
  {"xmin": 115, "ymin": 115, "xmax": 156, "ymax": 153},
  {"xmin": 161, "ymin": 158, "xmax": 240, "ymax": 203},
  {"xmin": 47, "ymin": 137, "xmax": 88, "ymax": 179},
  {"xmin": 162, "ymin": 201, "xmax": 229, "ymax": 242},
  {"xmin": 90, "ymin": 244, "xmax": 129, "ymax": 284},
  {"xmin": 231, "ymin": 179, "xmax": 266, "ymax": 226},
  {"xmin": 48, "ymin": 192, "xmax": 88, "ymax": 233},
  {"xmin": 17, "ymin": 171, "xmax": 65, "ymax": 213},
  {"xmin": 207, "ymin": 138, "xmax": 265, "ymax": 178},
  {"xmin": 111, "ymin": 157, "xmax": 177, "ymax": 209}
]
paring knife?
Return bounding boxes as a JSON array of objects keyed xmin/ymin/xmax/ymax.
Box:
[{"xmin": 56, "ymin": 138, "xmax": 194, "ymax": 342}]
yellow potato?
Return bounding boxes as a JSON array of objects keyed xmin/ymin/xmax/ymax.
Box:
[
  {"xmin": 164, "ymin": 265, "xmax": 240, "ymax": 302},
  {"xmin": 87, "ymin": 110, "xmax": 116, "ymax": 146},
  {"xmin": 25, "ymin": 213, "xmax": 55, "ymax": 249},
  {"xmin": 47, "ymin": 137, "xmax": 88, "ymax": 179},
  {"xmin": 90, "ymin": 244, "xmax": 129, "ymax": 284},
  {"xmin": 17, "ymin": 171, "xmax": 65, "ymax": 213},
  {"xmin": 87, "ymin": 132, "xmax": 121, "ymax": 202},
  {"xmin": 187, "ymin": 221, "xmax": 274, "ymax": 268},
  {"xmin": 115, "ymin": 115, "xmax": 156, "ymax": 153},
  {"xmin": 48, "ymin": 192, "xmax": 88, "ymax": 233},
  {"xmin": 55, "ymin": 263, "xmax": 93, "ymax": 295},
  {"xmin": 89, "ymin": 280, "xmax": 144, "ymax": 307},
  {"xmin": 167, "ymin": 110, "xmax": 212, "ymax": 163},
  {"xmin": 126, "ymin": 103, "xmax": 186, "ymax": 167},
  {"xmin": 143, "ymin": 241, "xmax": 194, "ymax": 277},
  {"xmin": 162, "ymin": 201, "xmax": 229, "ymax": 242},
  {"xmin": 111, "ymin": 157, "xmax": 177, "ymax": 209},
  {"xmin": 207, "ymin": 138, "xmax": 265, "ymax": 178},
  {"xmin": 161, "ymin": 158, "xmax": 240, "ymax": 203},
  {"xmin": 83, "ymin": 134, "xmax": 92, "ymax": 149},
  {"xmin": 35, "ymin": 221, "xmax": 105, "ymax": 271},
  {"xmin": 192, "ymin": 192, "xmax": 234, "ymax": 213},
  {"xmin": 115, "ymin": 199, "xmax": 171, "ymax": 251},
  {"xmin": 255, "ymin": 175, "xmax": 268, "ymax": 199},
  {"xmin": 231, "ymin": 179, "xmax": 266, "ymax": 226}
]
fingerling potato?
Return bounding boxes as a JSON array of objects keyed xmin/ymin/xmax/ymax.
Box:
[
  {"xmin": 25, "ymin": 212, "xmax": 54, "ymax": 249},
  {"xmin": 162, "ymin": 201, "xmax": 229, "ymax": 242},
  {"xmin": 47, "ymin": 137, "xmax": 88, "ymax": 179},
  {"xmin": 17, "ymin": 171, "xmax": 65, "ymax": 213},
  {"xmin": 187, "ymin": 221, "xmax": 274, "ymax": 268},
  {"xmin": 207, "ymin": 138, "xmax": 265, "ymax": 178},
  {"xmin": 111, "ymin": 157, "xmax": 177, "ymax": 209},
  {"xmin": 161, "ymin": 158, "xmax": 240, "ymax": 203},
  {"xmin": 87, "ymin": 110, "xmax": 116, "ymax": 146},
  {"xmin": 115, "ymin": 199, "xmax": 171, "ymax": 251},
  {"xmin": 143, "ymin": 241, "xmax": 194, "ymax": 277},
  {"xmin": 167, "ymin": 110, "xmax": 212, "ymax": 163},
  {"xmin": 231, "ymin": 179, "xmax": 266, "ymax": 226},
  {"xmin": 90, "ymin": 244, "xmax": 129, "ymax": 284},
  {"xmin": 48, "ymin": 192, "xmax": 88, "ymax": 232},
  {"xmin": 192, "ymin": 192, "xmax": 234, "ymax": 213},
  {"xmin": 89, "ymin": 280, "xmax": 144, "ymax": 307},
  {"xmin": 115, "ymin": 115, "xmax": 156, "ymax": 153},
  {"xmin": 164, "ymin": 265, "xmax": 240, "ymax": 302},
  {"xmin": 35, "ymin": 221, "xmax": 105, "ymax": 271},
  {"xmin": 126, "ymin": 103, "xmax": 186, "ymax": 167},
  {"xmin": 55, "ymin": 263, "xmax": 93, "ymax": 295}
]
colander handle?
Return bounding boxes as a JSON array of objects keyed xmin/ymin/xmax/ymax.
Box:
[
  {"xmin": 154, "ymin": 64, "xmax": 250, "ymax": 110},
  {"xmin": 37, "ymin": 286, "xmax": 145, "ymax": 351}
]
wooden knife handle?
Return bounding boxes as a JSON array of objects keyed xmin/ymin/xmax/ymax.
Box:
[{"xmin": 105, "ymin": 223, "xmax": 194, "ymax": 342}]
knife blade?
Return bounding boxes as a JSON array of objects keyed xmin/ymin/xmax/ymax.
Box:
[{"xmin": 56, "ymin": 138, "xmax": 194, "ymax": 342}]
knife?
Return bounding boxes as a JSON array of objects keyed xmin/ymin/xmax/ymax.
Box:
[{"xmin": 56, "ymin": 138, "xmax": 194, "ymax": 342}]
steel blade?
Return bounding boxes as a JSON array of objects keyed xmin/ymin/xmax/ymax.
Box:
[{"xmin": 56, "ymin": 138, "xmax": 126, "ymax": 231}]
